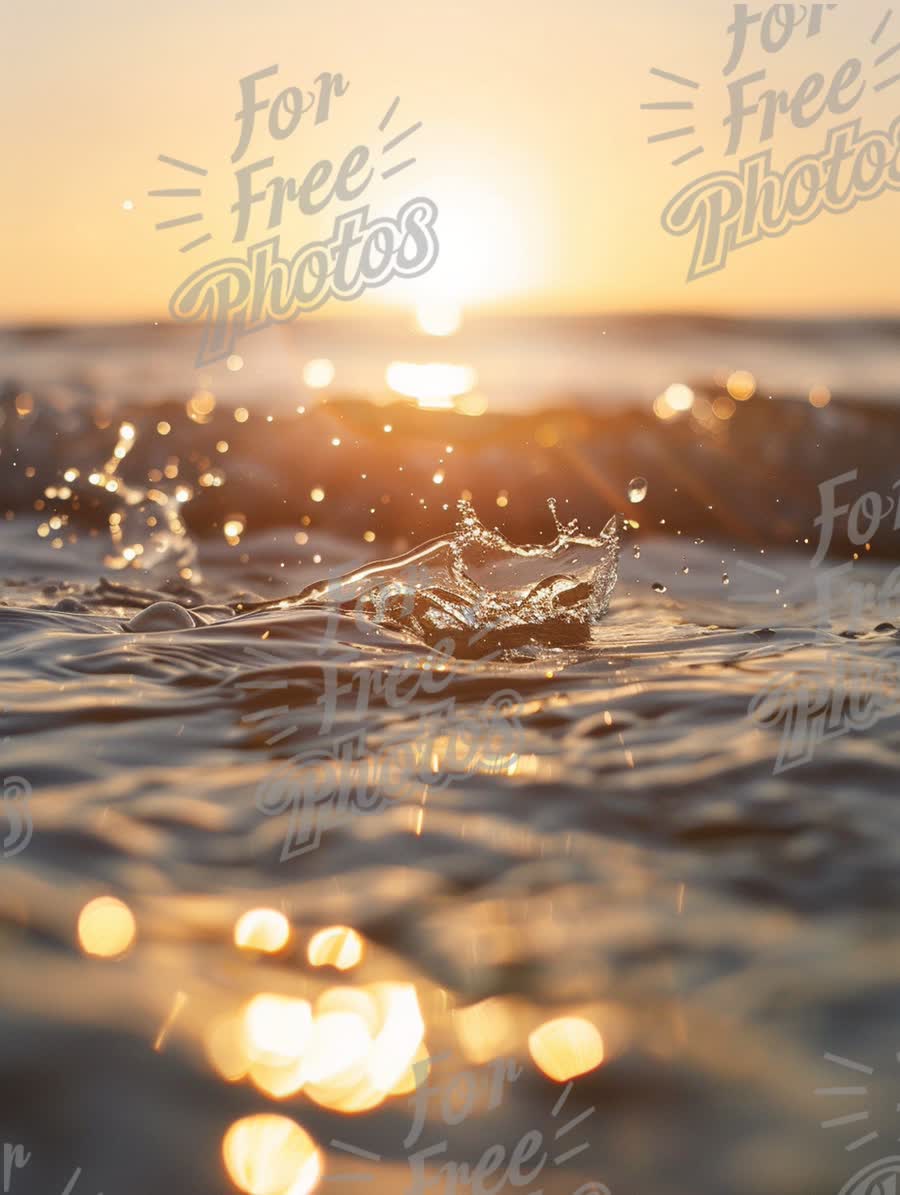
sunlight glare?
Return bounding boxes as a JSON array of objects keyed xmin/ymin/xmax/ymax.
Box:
[
  {"xmin": 415, "ymin": 298, "xmax": 462, "ymax": 336},
  {"xmin": 303, "ymin": 359, "xmax": 335, "ymax": 389}
]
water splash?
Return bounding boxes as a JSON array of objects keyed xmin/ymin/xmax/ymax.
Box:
[
  {"xmin": 48, "ymin": 422, "xmax": 197, "ymax": 576},
  {"xmin": 256, "ymin": 499, "xmax": 620, "ymax": 656}
]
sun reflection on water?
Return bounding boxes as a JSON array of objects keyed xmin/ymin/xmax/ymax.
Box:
[
  {"xmin": 103, "ymin": 912, "xmax": 616, "ymax": 1194},
  {"xmin": 385, "ymin": 362, "xmax": 477, "ymax": 408}
]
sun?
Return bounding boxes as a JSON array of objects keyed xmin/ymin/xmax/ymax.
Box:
[{"xmin": 378, "ymin": 169, "xmax": 549, "ymax": 314}]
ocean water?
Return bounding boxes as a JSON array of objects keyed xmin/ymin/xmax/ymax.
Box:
[{"xmin": 2, "ymin": 318, "xmax": 900, "ymax": 1195}]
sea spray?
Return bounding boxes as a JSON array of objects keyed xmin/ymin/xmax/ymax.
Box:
[{"xmin": 249, "ymin": 499, "xmax": 620, "ymax": 654}]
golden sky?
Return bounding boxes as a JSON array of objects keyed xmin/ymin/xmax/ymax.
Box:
[{"xmin": 4, "ymin": 0, "xmax": 900, "ymax": 322}]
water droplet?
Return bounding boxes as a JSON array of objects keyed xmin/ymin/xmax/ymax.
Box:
[
  {"xmin": 722, "ymin": 573, "xmax": 730, "ymax": 586},
  {"xmin": 651, "ymin": 582, "xmax": 667, "ymax": 593},
  {"xmin": 632, "ymin": 545, "xmax": 641, "ymax": 559},
  {"xmin": 682, "ymin": 566, "xmax": 689, "ymax": 574},
  {"xmin": 627, "ymin": 477, "xmax": 648, "ymax": 504},
  {"xmin": 694, "ymin": 538, "xmax": 704, "ymax": 545}
]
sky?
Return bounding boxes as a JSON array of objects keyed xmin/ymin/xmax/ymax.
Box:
[{"xmin": 3, "ymin": 0, "xmax": 900, "ymax": 322}]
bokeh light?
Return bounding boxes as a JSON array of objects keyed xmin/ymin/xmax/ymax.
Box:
[
  {"xmin": 205, "ymin": 1011, "xmax": 250, "ymax": 1083},
  {"xmin": 234, "ymin": 908, "xmax": 291, "ymax": 954},
  {"xmin": 303, "ymin": 359, "xmax": 335, "ymax": 389},
  {"xmin": 307, "ymin": 926, "xmax": 364, "ymax": 971},
  {"xmin": 76, "ymin": 896, "xmax": 136, "ymax": 959},
  {"xmin": 663, "ymin": 382, "xmax": 695, "ymax": 412},
  {"xmin": 221, "ymin": 1115, "xmax": 321, "ymax": 1195},
  {"xmin": 726, "ymin": 370, "xmax": 756, "ymax": 401},
  {"xmin": 243, "ymin": 995, "xmax": 313, "ymax": 1068},
  {"xmin": 528, "ymin": 1016, "xmax": 605, "ymax": 1081}
]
